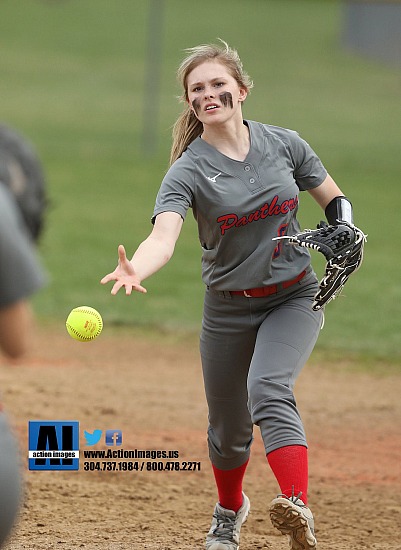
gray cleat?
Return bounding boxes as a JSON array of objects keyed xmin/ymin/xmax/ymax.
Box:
[
  {"xmin": 205, "ymin": 492, "xmax": 250, "ymax": 550},
  {"xmin": 269, "ymin": 491, "xmax": 317, "ymax": 550}
]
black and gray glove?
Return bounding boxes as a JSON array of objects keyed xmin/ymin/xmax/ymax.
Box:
[
  {"xmin": 273, "ymin": 196, "xmax": 367, "ymax": 310},
  {"xmin": 0, "ymin": 124, "xmax": 48, "ymax": 242},
  {"xmin": 276, "ymin": 221, "xmax": 366, "ymax": 310}
]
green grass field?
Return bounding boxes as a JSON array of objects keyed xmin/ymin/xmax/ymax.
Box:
[{"xmin": 1, "ymin": 0, "xmax": 400, "ymax": 361}]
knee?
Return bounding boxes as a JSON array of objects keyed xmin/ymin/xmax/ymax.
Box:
[
  {"xmin": 207, "ymin": 425, "xmax": 253, "ymax": 470},
  {"xmin": 247, "ymin": 377, "xmax": 296, "ymax": 425},
  {"xmin": 247, "ymin": 379, "xmax": 306, "ymax": 449}
]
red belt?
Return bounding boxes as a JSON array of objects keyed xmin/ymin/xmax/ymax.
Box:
[{"xmin": 230, "ymin": 270, "xmax": 307, "ymax": 298}]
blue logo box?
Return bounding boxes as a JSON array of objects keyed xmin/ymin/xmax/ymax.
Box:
[{"xmin": 28, "ymin": 421, "xmax": 79, "ymax": 471}]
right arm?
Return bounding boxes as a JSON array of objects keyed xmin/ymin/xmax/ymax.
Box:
[
  {"xmin": 0, "ymin": 301, "xmax": 34, "ymax": 359},
  {"xmin": 101, "ymin": 211, "xmax": 183, "ymax": 295}
]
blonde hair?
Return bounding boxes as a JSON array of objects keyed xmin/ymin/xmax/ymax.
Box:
[{"xmin": 169, "ymin": 40, "xmax": 253, "ymax": 165}]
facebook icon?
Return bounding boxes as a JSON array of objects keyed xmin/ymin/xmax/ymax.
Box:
[{"xmin": 105, "ymin": 430, "xmax": 122, "ymax": 446}]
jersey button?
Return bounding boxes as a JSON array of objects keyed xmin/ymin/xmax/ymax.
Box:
[
  {"xmin": 244, "ymin": 165, "xmax": 251, "ymax": 171},
  {"xmin": 249, "ymin": 178, "xmax": 255, "ymax": 184}
]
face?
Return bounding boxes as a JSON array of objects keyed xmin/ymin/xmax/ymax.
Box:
[{"xmin": 186, "ymin": 60, "xmax": 247, "ymax": 125}]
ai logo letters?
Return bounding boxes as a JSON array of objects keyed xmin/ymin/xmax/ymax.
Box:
[{"xmin": 28, "ymin": 421, "xmax": 79, "ymax": 470}]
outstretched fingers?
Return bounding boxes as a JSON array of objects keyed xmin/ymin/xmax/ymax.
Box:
[
  {"xmin": 100, "ymin": 272, "xmax": 116, "ymax": 285},
  {"xmin": 110, "ymin": 280, "xmax": 147, "ymax": 296},
  {"xmin": 117, "ymin": 243, "xmax": 127, "ymax": 263},
  {"xmin": 110, "ymin": 280, "xmax": 131, "ymax": 296},
  {"xmin": 100, "ymin": 244, "xmax": 147, "ymax": 295}
]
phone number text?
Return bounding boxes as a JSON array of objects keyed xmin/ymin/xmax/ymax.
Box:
[{"xmin": 83, "ymin": 461, "xmax": 201, "ymax": 472}]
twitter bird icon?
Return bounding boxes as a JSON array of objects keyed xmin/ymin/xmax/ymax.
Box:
[{"xmin": 84, "ymin": 429, "xmax": 102, "ymax": 446}]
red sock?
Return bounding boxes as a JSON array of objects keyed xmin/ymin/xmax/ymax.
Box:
[
  {"xmin": 267, "ymin": 445, "xmax": 308, "ymax": 505},
  {"xmin": 212, "ymin": 460, "xmax": 249, "ymax": 512}
]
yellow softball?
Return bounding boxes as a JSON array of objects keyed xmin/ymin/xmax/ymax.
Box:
[{"xmin": 66, "ymin": 306, "xmax": 103, "ymax": 342}]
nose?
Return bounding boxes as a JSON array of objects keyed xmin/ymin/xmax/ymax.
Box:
[{"xmin": 204, "ymin": 86, "xmax": 215, "ymax": 99}]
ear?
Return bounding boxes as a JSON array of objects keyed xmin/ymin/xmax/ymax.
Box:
[
  {"xmin": 186, "ymin": 98, "xmax": 196, "ymax": 114},
  {"xmin": 238, "ymin": 87, "xmax": 248, "ymax": 103}
]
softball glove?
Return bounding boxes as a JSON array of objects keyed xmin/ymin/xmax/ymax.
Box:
[
  {"xmin": 0, "ymin": 124, "xmax": 48, "ymax": 242},
  {"xmin": 275, "ymin": 221, "xmax": 367, "ymax": 310}
]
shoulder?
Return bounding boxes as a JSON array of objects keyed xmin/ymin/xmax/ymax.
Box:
[
  {"xmin": 162, "ymin": 150, "xmax": 196, "ymax": 188},
  {"xmin": 246, "ymin": 120, "xmax": 307, "ymax": 161},
  {"xmin": 250, "ymin": 121, "xmax": 322, "ymax": 167},
  {"xmin": 0, "ymin": 184, "xmax": 25, "ymax": 231},
  {"xmin": 247, "ymin": 120, "xmax": 301, "ymax": 145},
  {"xmin": 161, "ymin": 140, "xmax": 209, "ymax": 189},
  {"xmin": 167, "ymin": 148, "xmax": 197, "ymax": 172}
]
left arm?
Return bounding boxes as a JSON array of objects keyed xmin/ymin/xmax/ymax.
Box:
[
  {"xmin": 307, "ymin": 173, "xmax": 344, "ymax": 210},
  {"xmin": 308, "ymin": 174, "xmax": 354, "ymax": 226},
  {"xmin": 298, "ymin": 174, "xmax": 366, "ymax": 310}
]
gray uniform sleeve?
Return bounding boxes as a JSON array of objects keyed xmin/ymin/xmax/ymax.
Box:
[
  {"xmin": 286, "ymin": 131, "xmax": 327, "ymax": 191},
  {"xmin": 151, "ymin": 155, "xmax": 195, "ymax": 224},
  {"xmin": 0, "ymin": 186, "xmax": 46, "ymax": 308}
]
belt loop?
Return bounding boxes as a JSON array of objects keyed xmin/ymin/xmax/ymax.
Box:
[
  {"xmin": 212, "ymin": 289, "xmax": 232, "ymax": 299},
  {"xmin": 216, "ymin": 290, "xmax": 232, "ymax": 299}
]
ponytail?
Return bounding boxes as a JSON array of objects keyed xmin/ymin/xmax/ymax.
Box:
[{"xmin": 170, "ymin": 106, "xmax": 203, "ymax": 166}]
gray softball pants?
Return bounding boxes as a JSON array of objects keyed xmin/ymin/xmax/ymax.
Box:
[
  {"xmin": 0, "ymin": 412, "xmax": 21, "ymax": 547},
  {"xmin": 200, "ymin": 273, "xmax": 323, "ymax": 471}
]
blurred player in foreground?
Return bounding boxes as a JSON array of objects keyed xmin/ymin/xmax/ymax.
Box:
[
  {"xmin": 102, "ymin": 41, "xmax": 364, "ymax": 549},
  {"xmin": 0, "ymin": 124, "xmax": 47, "ymax": 547}
]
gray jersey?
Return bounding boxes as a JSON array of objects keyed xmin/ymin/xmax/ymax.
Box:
[
  {"xmin": 0, "ymin": 183, "xmax": 46, "ymax": 308},
  {"xmin": 152, "ymin": 121, "xmax": 327, "ymax": 290}
]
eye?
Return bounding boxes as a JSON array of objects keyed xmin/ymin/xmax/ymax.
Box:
[
  {"xmin": 214, "ymin": 82, "xmax": 225, "ymax": 88},
  {"xmin": 192, "ymin": 86, "xmax": 203, "ymax": 93}
]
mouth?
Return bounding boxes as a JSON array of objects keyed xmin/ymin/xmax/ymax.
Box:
[{"xmin": 204, "ymin": 104, "xmax": 219, "ymax": 112}]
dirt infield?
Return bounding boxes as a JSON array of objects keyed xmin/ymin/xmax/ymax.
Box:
[{"xmin": 1, "ymin": 326, "xmax": 401, "ymax": 550}]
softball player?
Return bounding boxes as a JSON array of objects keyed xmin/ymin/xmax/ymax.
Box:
[
  {"xmin": 0, "ymin": 411, "xmax": 21, "ymax": 548},
  {"xmin": 102, "ymin": 40, "xmax": 357, "ymax": 550},
  {"xmin": 0, "ymin": 125, "xmax": 48, "ymax": 546}
]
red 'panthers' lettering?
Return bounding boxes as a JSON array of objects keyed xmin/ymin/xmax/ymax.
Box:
[
  {"xmin": 216, "ymin": 195, "xmax": 298, "ymax": 236},
  {"xmin": 273, "ymin": 223, "xmax": 289, "ymax": 259}
]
